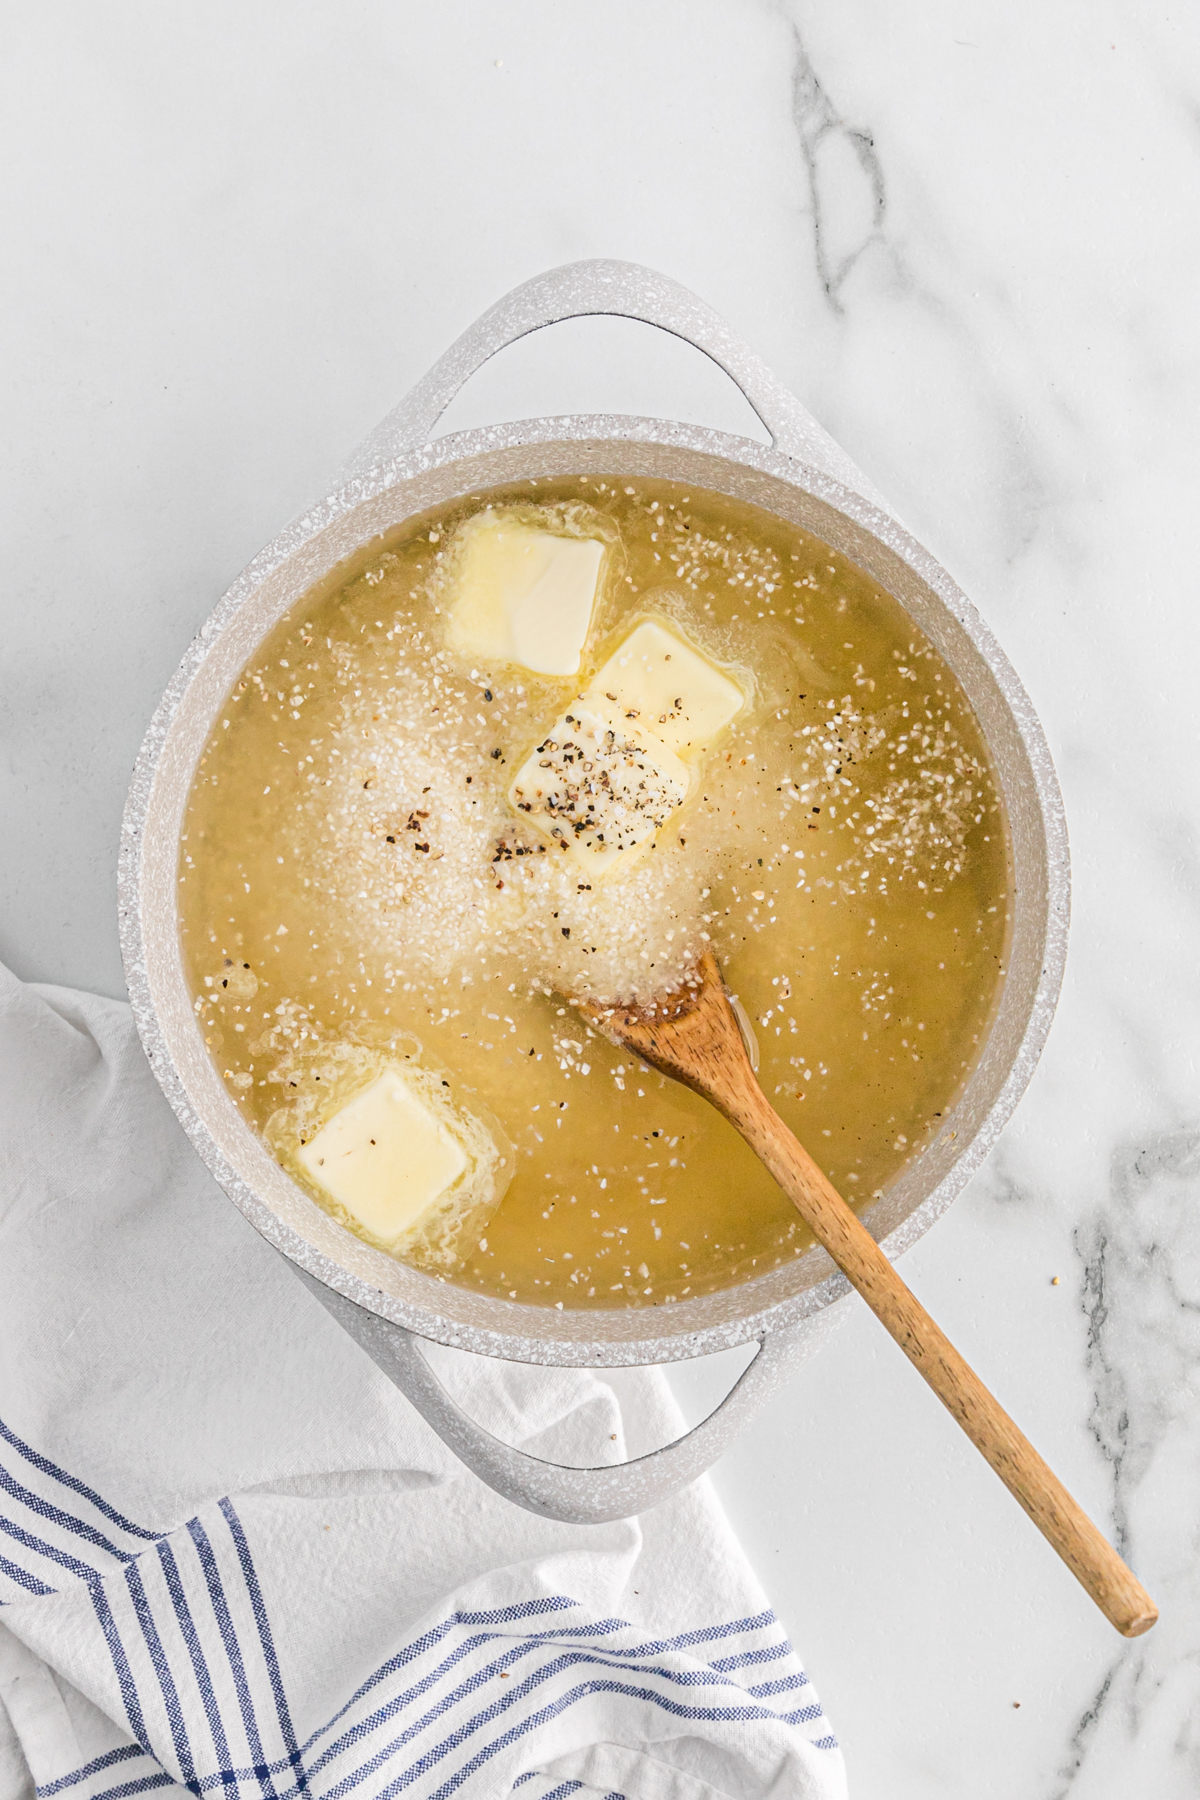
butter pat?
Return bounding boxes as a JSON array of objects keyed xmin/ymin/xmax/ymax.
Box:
[
  {"xmin": 298, "ymin": 1067, "xmax": 468, "ymax": 1246},
  {"xmin": 589, "ymin": 618, "xmax": 746, "ymax": 759},
  {"xmin": 446, "ymin": 517, "xmax": 605, "ymax": 676},
  {"xmin": 509, "ymin": 698, "xmax": 692, "ymax": 872},
  {"xmin": 508, "ymin": 615, "xmax": 747, "ymax": 875}
]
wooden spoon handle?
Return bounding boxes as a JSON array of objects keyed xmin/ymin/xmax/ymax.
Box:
[
  {"xmin": 578, "ymin": 951, "xmax": 1155, "ymax": 1634},
  {"xmin": 727, "ymin": 1080, "xmax": 1157, "ymax": 1638}
]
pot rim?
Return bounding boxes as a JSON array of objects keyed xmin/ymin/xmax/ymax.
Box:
[{"xmin": 119, "ymin": 411, "xmax": 1069, "ymax": 1368}]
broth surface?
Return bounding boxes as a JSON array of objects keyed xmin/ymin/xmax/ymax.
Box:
[{"xmin": 179, "ymin": 477, "xmax": 1011, "ymax": 1309}]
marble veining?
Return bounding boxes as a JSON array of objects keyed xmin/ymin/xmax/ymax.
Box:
[
  {"xmin": 788, "ymin": 24, "xmax": 888, "ymax": 311},
  {"xmin": 1052, "ymin": 1133, "xmax": 1200, "ymax": 1792}
]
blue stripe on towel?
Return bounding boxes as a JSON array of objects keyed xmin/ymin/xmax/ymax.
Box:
[
  {"xmin": 0, "ymin": 1458, "xmax": 137, "ymax": 1566},
  {"xmin": 187, "ymin": 1516, "xmax": 280, "ymax": 1799},
  {"xmin": 0, "ymin": 1548, "xmax": 54, "ymax": 1596},
  {"xmin": 37, "ymin": 1743, "xmax": 146, "ymax": 1796},
  {"xmin": 90, "ymin": 1774, "xmax": 178, "ymax": 1800},
  {"xmin": 549, "ymin": 1608, "xmax": 778, "ymax": 1655},
  {"xmin": 710, "ymin": 1641, "xmax": 792, "ymax": 1671},
  {"xmin": 527, "ymin": 1639, "xmax": 807, "ymax": 1692},
  {"xmin": 0, "ymin": 1418, "xmax": 161, "ymax": 1540},
  {"xmin": 155, "ymin": 1537, "xmax": 238, "ymax": 1784},
  {"xmin": 307, "ymin": 1612, "xmax": 806, "ymax": 1781},
  {"xmin": 748, "ymin": 1673, "xmax": 810, "ymax": 1700},
  {"xmin": 299, "ymin": 1600, "xmax": 580, "ymax": 1760},
  {"xmin": 493, "ymin": 1769, "xmax": 629, "ymax": 1798},
  {"xmin": 124, "ymin": 1559, "xmax": 199, "ymax": 1792},
  {"xmin": 317, "ymin": 1632, "xmax": 817, "ymax": 1800},
  {"xmin": 293, "ymin": 1602, "xmax": 828, "ymax": 1796},
  {"xmin": 0, "ymin": 1513, "xmax": 97, "ymax": 1584},
  {"xmin": 511, "ymin": 1782, "xmax": 627, "ymax": 1800},
  {"xmin": 89, "ymin": 1584, "xmax": 153, "ymax": 1754},
  {"xmin": 43, "ymin": 1750, "xmax": 178, "ymax": 1800},
  {"xmin": 414, "ymin": 1670, "xmax": 827, "ymax": 1800},
  {"xmin": 219, "ymin": 1499, "xmax": 307, "ymax": 1794},
  {"xmin": 304, "ymin": 1637, "xmax": 546, "ymax": 1782},
  {"xmin": 28, "ymin": 1582, "xmax": 831, "ymax": 1798},
  {"xmin": 4, "ymin": 1418, "xmax": 835, "ymax": 1799}
]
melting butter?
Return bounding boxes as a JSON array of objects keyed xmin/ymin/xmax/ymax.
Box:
[
  {"xmin": 297, "ymin": 1066, "xmax": 469, "ymax": 1245},
  {"xmin": 446, "ymin": 517, "xmax": 605, "ymax": 676},
  {"xmin": 508, "ymin": 614, "xmax": 746, "ymax": 874},
  {"xmin": 589, "ymin": 617, "xmax": 746, "ymax": 759}
]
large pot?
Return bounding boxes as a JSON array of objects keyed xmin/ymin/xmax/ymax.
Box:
[{"xmin": 120, "ymin": 261, "xmax": 1069, "ymax": 1524}]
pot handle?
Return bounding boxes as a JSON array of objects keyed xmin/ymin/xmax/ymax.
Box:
[
  {"xmin": 336, "ymin": 257, "xmax": 886, "ymax": 508},
  {"xmin": 292, "ymin": 1266, "xmax": 841, "ymax": 1524}
]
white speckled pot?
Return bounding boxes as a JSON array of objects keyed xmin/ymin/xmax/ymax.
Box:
[{"xmin": 119, "ymin": 261, "xmax": 1069, "ymax": 1524}]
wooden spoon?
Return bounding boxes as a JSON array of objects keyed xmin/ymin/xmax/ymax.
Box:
[{"xmin": 577, "ymin": 948, "xmax": 1157, "ymax": 1639}]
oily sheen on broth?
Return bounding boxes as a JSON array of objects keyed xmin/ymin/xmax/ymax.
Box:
[{"xmin": 179, "ymin": 477, "xmax": 1011, "ymax": 1310}]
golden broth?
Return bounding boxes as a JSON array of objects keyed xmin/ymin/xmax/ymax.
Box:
[{"xmin": 179, "ymin": 477, "xmax": 1010, "ymax": 1310}]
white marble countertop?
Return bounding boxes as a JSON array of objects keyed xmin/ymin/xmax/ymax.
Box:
[{"xmin": 3, "ymin": 5, "xmax": 1198, "ymax": 1793}]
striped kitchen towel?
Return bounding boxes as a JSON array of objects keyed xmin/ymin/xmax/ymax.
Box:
[{"xmin": 0, "ymin": 964, "xmax": 845, "ymax": 1799}]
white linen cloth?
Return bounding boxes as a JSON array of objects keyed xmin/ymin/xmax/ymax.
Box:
[{"xmin": 0, "ymin": 964, "xmax": 845, "ymax": 1800}]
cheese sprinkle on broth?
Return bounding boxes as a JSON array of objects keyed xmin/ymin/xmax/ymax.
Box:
[{"xmin": 180, "ymin": 478, "xmax": 1012, "ymax": 1310}]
